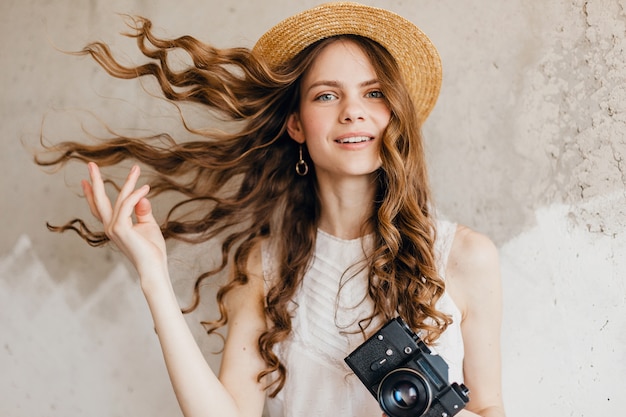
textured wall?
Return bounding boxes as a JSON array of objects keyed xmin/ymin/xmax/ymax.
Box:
[{"xmin": 1, "ymin": 1, "xmax": 624, "ymax": 416}]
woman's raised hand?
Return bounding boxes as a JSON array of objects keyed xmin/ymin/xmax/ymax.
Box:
[{"xmin": 82, "ymin": 162, "xmax": 168, "ymax": 283}]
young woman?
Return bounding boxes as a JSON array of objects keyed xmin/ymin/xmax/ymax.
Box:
[{"xmin": 37, "ymin": 2, "xmax": 505, "ymax": 417}]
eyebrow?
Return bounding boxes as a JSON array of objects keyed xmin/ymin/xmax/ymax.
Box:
[{"xmin": 306, "ymin": 78, "xmax": 380, "ymax": 92}]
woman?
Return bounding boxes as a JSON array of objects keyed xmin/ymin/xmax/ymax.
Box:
[{"xmin": 37, "ymin": 2, "xmax": 505, "ymax": 416}]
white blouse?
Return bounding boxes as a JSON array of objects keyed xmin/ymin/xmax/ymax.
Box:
[{"xmin": 261, "ymin": 220, "xmax": 464, "ymax": 417}]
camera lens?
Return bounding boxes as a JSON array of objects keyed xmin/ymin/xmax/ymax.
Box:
[
  {"xmin": 378, "ymin": 369, "xmax": 432, "ymax": 417},
  {"xmin": 392, "ymin": 381, "xmax": 418, "ymax": 407}
]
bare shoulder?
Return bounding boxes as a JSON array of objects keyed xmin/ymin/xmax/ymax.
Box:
[
  {"xmin": 448, "ymin": 225, "xmax": 499, "ymax": 272},
  {"xmin": 445, "ymin": 225, "xmax": 502, "ymax": 317}
]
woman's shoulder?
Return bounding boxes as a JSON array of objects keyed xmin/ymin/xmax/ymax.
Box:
[
  {"xmin": 445, "ymin": 224, "xmax": 501, "ymax": 317},
  {"xmin": 449, "ymin": 225, "xmax": 499, "ymax": 267}
]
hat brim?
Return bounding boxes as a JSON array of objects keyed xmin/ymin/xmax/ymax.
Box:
[{"xmin": 253, "ymin": 1, "xmax": 442, "ymax": 124}]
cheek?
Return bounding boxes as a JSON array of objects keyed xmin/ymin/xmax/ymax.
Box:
[
  {"xmin": 380, "ymin": 105, "xmax": 392, "ymax": 125},
  {"xmin": 381, "ymin": 104, "xmax": 393, "ymax": 131},
  {"xmin": 303, "ymin": 138, "xmax": 325, "ymax": 163},
  {"xmin": 299, "ymin": 109, "xmax": 329, "ymax": 140}
]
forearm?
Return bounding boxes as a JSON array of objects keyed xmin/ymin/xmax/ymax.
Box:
[
  {"xmin": 142, "ymin": 277, "xmax": 240, "ymax": 417},
  {"xmin": 81, "ymin": 163, "xmax": 246, "ymax": 416}
]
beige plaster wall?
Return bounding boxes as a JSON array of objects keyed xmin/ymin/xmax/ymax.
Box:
[{"xmin": 1, "ymin": 1, "xmax": 624, "ymax": 416}]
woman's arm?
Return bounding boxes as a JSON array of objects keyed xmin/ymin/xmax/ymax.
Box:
[
  {"xmin": 142, "ymin": 246, "xmax": 267, "ymax": 417},
  {"xmin": 446, "ymin": 225, "xmax": 506, "ymax": 417},
  {"xmin": 83, "ymin": 163, "xmax": 267, "ymax": 417},
  {"xmin": 218, "ymin": 243, "xmax": 268, "ymax": 415}
]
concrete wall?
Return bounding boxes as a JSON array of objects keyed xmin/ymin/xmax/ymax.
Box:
[{"xmin": 2, "ymin": 0, "xmax": 624, "ymax": 416}]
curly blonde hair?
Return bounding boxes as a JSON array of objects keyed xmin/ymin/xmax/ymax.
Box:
[{"xmin": 36, "ymin": 17, "xmax": 451, "ymax": 396}]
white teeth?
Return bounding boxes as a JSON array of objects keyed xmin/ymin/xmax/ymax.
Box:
[{"xmin": 337, "ymin": 136, "xmax": 370, "ymax": 144}]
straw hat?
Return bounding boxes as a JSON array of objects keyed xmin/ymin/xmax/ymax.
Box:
[{"xmin": 253, "ymin": 1, "xmax": 442, "ymax": 124}]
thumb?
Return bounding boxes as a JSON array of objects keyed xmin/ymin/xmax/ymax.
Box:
[{"xmin": 134, "ymin": 197, "xmax": 155, "ymax": 223}]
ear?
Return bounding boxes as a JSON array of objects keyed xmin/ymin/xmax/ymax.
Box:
[{"xmin": 287, "ymin": 112, "xmax": 305, "ymax": 144}]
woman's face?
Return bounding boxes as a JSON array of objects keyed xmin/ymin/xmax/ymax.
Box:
[{"xmin": 287, "ymin": 39, "xmax": 392, "ymax": 181}]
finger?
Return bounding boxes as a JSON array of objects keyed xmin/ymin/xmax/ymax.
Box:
[
  {"xmin": 134, "ymin": 196, "xmax": 155, "ymax": 223},
  {"xmin": 87, "ymin": 162, "xmax": 113, "ymax": 223},
  {"xmin": 105, "ymin": 184, "xmax": 150, "ymax": 246},
  {"xmin": 110, "ymin": 183, "xmax": 151, "ymax": 229},
  {"xmin": 113, "ymin": 165, "xmax": 142, "ymax": 212},
  {"xmin": 81, "ymin": 179, "xmax": 102, "ymax": 221}
]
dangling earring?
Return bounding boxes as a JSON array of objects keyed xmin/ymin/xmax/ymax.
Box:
[{"xmin": 295, "ymin": 144, "xmax": 309, "ymax": 176}]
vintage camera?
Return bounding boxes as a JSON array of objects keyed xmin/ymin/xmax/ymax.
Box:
[{"xmin": 344, "ymin": 317, "xmax": 470, "ymax": 417}]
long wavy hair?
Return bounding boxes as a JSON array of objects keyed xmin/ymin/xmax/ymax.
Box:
[{"xmin": 35, "ymin": 17, "xmax": 451, "ymax": 396}]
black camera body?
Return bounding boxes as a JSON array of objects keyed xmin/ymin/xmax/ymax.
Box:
[{"xmin": 344, "ymin": 317, "xmax": 470, "ymax": 417}]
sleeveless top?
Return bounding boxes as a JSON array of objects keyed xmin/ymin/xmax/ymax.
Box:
[{"xmin": 261, "ymin": 219, "xmax": 464, "ymax": 417}]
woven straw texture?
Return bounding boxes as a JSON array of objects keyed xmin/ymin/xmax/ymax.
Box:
[{"xmin": 253, "ymin": 2, "xmax": 442, "ymax": 124}]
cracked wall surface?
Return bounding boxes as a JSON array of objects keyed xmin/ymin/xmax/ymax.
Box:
[
  {"xmin": 512, "ymin": 0, "xmax": 626, "ymax": 234},
  {"xmin": 1, "ymin": 1, "xmax": 625, "ymax": 416}
]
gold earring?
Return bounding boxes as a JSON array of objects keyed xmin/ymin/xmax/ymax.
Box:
[{"xmin": 295, "ymin": 145, "xmax": 309, "ymax": 176}]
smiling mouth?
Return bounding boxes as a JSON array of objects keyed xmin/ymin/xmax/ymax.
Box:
[{"xmin": 336, "ymin": 136, "xmax": 373, "ymax": 144}]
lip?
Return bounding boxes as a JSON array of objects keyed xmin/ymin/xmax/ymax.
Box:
[{"xmin": 334, "ymin": 132, "xmax": 375, "ymax": 145}]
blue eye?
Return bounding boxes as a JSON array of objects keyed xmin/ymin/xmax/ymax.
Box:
[
  {"xmin": 316, "ymin": 93, "xmax": 337, "ymax": 102},
  {"xmin": 367, "ymin": 90, "xmax": 385, "ymax": 99}
]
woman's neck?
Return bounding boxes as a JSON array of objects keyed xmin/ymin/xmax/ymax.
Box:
[{"xmin": 315, "ymin": 173, "xmax": 377, "ymax": 240}]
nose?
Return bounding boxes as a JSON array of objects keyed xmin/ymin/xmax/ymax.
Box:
[{"xmin": 339, "ymin": 95, "xmax": 366, "ymax": 123}]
